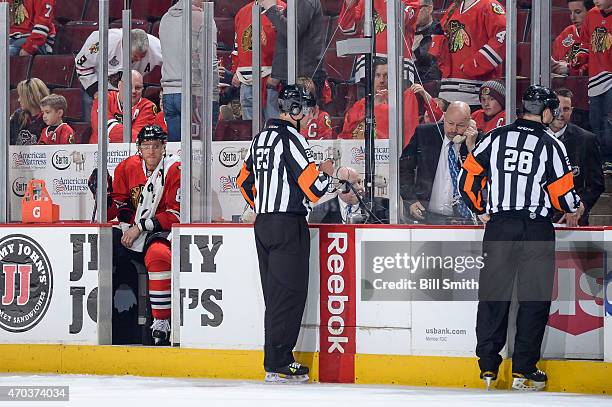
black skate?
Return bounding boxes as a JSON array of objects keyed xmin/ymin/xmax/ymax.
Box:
[
  {"xmin": 480, "ymin": 370, "xmax": 497, "ymax": 390},
  {"xmin": 264, "ymin": 362, "xmax": 309, "ymax": 383},
  {"xmin": 151, "ymin": 319, "xmax": 170, "ymax": 346},
  {"xmin": 512, "ymin": 369, "xmax": 547, "ymax": 391}
]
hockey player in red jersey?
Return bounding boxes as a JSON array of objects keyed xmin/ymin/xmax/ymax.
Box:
[
  {"xmin": 231, "ymin": 0, "xmax": 285, "ymax": 119},
  {"xmin": 8, "ymin": 0, "xmax": 56, "ymax": 56},
  {"xmin": 338, "ymin": 0, "xmax": 420, "ymax": 83},
  {"xmin": 90, "ymin": 70, "xmax": 157, "ymax": 143},
  {"xmin": 104, "ymin": 125, "xmax": 180, "ymax": 346},
  {"xmin": 432, "ymin": 0, "xmax": 506, "ymax": 105},
  {"xmin": 551, "ymin": 0, "xmax": 594, "ymax": 76},
  {"xmin": 339, "ymin": 59, "xmax": 420, "ymax": 146},
  {"xmin": 38, "ymin": 94, "xmax": 76, "ymax": 145},
  {"xmin": 471, "ymin": 80, "xmax": 506, "ymax": 134},
  {"xmin": 580, "ymin": 0, "xmax": 612, "ymax": 170},
  {"xmin": 297, "ymin": 77, "xmax": 334, "ymax": 139}
]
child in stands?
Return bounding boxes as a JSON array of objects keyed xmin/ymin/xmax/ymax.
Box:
[{"xmin": 38, "ymin": 94, "xmax": 76, "ymax": 144}]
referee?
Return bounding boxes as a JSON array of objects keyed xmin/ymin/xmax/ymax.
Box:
[
  {"xmin": 459, "ymin": 85, "xmax": 584, "ymax": 391},
  {"xmin": 237, "ymin": 84, "xmax": 333, "ymax": 383}
]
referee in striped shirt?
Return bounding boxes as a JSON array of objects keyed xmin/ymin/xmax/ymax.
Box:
[
  {"xmin": 459, "ymin": 85, "xmax": 584, "ymax": 391},
  {"xmin": 237, "ymin": 84, "xmax": 333, "ymax": 382}
]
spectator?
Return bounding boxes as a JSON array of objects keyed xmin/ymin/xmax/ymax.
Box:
[
  {"xmin": 412, "ymin": 83, "xmax": 445, "ymax": 123},
  {"xmin": 338, "ymin": 59, "xmax": 420, "ymax": 145},
  {"xmin": 551, "ymin": 0, "xmax": 594, "ymax": 76},
  {"xmin": 90, "ymin": 70, "xmax": 157, "ymax": 143},
  {"xmin": 471, "ymin": 80, "xmax": 506, "ymax": 133},
  {"xmin": 76, "ymin": 28, "xmax": 163, "ymax": 98},
  {"xmin": 10, "ymin": 78, "xmax": 49, "ymax": 145},
  {"xmin": 432, "ymin": 0, "xmax": 507, "ymax": 106},
  {"xmin": 399, "ymin": 101, "xmax": 480, "ymax": 224},
  {"xmin": 38, "ymin": 94, "xmax": 76, "ymax": 144},
  {"xmin": 296, "ymin": 77, "xmax": 334, "ymax": 139},
  {"xmin": 309, "ymin": 166, "xmax": 389, "ymax": 223},
  {"xmin": 338, "ymin": 0, "xmax": 420, "ymax": 84},
  {"xmin": 154, "ymin": 90, "xmax": 168, "ymax": 134},
  {"xmin": 423, "ymin": 97, "xmax": 449, "ymax": 123},
  {"xmin": 579, "ymin": 0, "xmax": 612, "ymax": 172},
  {"xmin": 413, "ymin": 0, "xmax": 443, "ymax": 83},
  {"xmin": 549, "ymin": 88, "xmax": 604, "ymax": 226},
  {"xmin": 8, "ymin": 0, "xmax": 56, "ymax": 56},
  {"xmin": 231, "ymin": 0, "xmax": 286, "ymax": 120},
  {"xmin": 259, "ymin": 0, "xmax": 326, "ymax": 120},
  {"xmin": 160, "ymin": 0, "xmax": 219, "ymax": 142}
]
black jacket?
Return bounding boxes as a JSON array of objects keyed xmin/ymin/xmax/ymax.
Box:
[
  {"xmin": 309, "ymin": 196, "xmax": 390, "ymax": 224},
  {"xmin": 413, "ymin": 20, "xmax": 442, "ymax": 83},
  {"xmin": 400, "ymin": 123, "xmax": 474, "ymax": 207},
  {"xmin": 554, "ymin": 123, "xmax": 604, "ymax": 225}
]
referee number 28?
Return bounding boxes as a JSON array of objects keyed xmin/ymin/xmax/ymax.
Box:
[{"xmin": 504, "ymin": 149, "xmax": 533, "ymax": 174}]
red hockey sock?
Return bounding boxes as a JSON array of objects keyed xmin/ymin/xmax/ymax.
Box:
[{"xmin": 144, "ymin": 240, "xmax": 171, "ymax": 320}]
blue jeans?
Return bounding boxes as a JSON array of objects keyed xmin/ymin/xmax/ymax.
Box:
[
  {"xmin": 163, "ymin": 93, "xmax": 219, "ymax": 142},
  {"xmin": 265, "ymin": 88, "xmax": 280, "ymax": 122},
  {"xmin": 240, "ymin": 84, "xmax": 253, "ymax": 120},
  {"xmin": 9, "ymin": 37, "xmax": 50, "ymax": 56},
  {"xmin": 589, "ymin": 88, "xmax": 612, "ymax": 163}
]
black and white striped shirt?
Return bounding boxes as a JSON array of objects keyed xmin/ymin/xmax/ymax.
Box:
[
  {"xmin": 237, "ymin": 119, "xmax": 330, "ymax": 216},
  {"xmin": 459, "ymin": 118, "xmax": 581, "ymax": 218}
]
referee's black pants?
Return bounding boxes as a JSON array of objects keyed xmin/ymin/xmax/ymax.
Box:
[
  {"xmin": 254, "ymin": 213, "xmax": 310, "ymax": 370},
  {"xmin": 476, "ymin": 212, "xmax": 555, "ymax": 374}
]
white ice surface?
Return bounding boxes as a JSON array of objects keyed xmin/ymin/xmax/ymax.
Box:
[{"xmin": 0, "ymin": 374, "xmax": 608, "ymax": 407}]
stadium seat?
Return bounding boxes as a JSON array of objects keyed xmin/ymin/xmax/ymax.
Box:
[
  {"xmin": 69, "ymin": 122, "xmax": 92, "ymax": 144},
  {"xmin": 215, "ymin": 0, "xmax": 250, "ymax": 18},
  {"xmin": 517, "ymin": 9, "xmax": 529, "ymax": 42},
  {"xmin": 54, "ymin": 88, "xmax": 84, "ymax": 121},
  {"xmin": 30, "ymin": 55, "xmax": 76, "ymax": 88},
  {"xmin": 517, "ymin": 42, "xmax": 531, "ymax": 77},
  {"xmin": 110, "ymin": 19, "xmax": 151, "ymax": 32},
  {"xmin": 321, "ymin": 0, "xmax": 342, "ymax": 16},
  {"xmin": 54, "ymin": 21, "xmax": 98, "ymax": 55},
  {"xmin": 151, "ymin": 21, "xmax": 160, "ymax": 38},
  {"xmin": 131, "ymin": 0, "xmax": 173, "ymax": 22},
  {"xmin": 214, "ymin": 120, "xmax": 252, "ymax": 141},
  {"xmin": 143, "ymin": 65, "xmax": 162, "ymax": 87},
  {"xmin": 551, "ymin": 7, "xmax": 572, "ymax": 39},
  {"xmin": 324, "ymin": 49, "xmax": 355, "ymax": 82},
  {"xmin": 215, "ymin": 18, "xmax": 235, "ymax": 51},
  {"xmin": 55, "ymin": 0, "xmax": 86, "ymax": 24},
  {"xmin": 10, "ymin": 56, "xmax": 32, "ymax": 89},
  {"xmin": 83, "ymin": 0, "xmax": 124, "ymax": 22}
]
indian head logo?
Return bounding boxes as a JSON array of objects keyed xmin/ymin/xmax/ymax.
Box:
[
  {"xmin": 0, "ymin": 235, "xmax": 53, "ymax": 333},
  {"xmin": 448, "ymin": 20, "xmax": 471, "ymax": 53},
  {"xmin": 241, "ymin": 25, "xmax": 268, "ymax": 52},
  {"xmin": 130, "ymin": 185, "xmax": 144, "ymax": 209},
  {"xmin": 591, "ymin": 27, "xmax": 612, "ymax": 53}
]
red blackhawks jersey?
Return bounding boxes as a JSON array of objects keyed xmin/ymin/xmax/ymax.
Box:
[
  {"xmin": 471, "ymin": 109, "xmax": 505, "ymax": 134},
  {"xmin": 90, "ymin": 91, "xmax": 157, "ymax": 143},
  {"xmin": 338, "ymin": 0, "xmax": 420, "ymax": 82},
  {"xmin": 553, "ymin": 25, "xmax": 588, "ymax": 76},
  {"xmin": 231, "ymin": 0, "xmax": 285, "ymax": 85},
  {"xmin": 8, "ymin": 0, "xmax": 56, "ymax": 54},
  {"xmin": 38, "ymin": 122, "xmax": 75, "ymax": 145},
  {"xmin": 109, "ymin": 154, "xmax": 181, "ymax": 230},
  {"xmin": 339, "ymin": 89, "xmax": 419, "ymax": 146},
  {"xmin": 579, "ymin": 7, "xmax": 612, "ymax": 97},
  {"xmin": 433, "ymin": 0, "xmax": 507, "ymax": 105},
  {"xmin": 300, "ymin": 109, "xmax": 334, "ymax": 140}
]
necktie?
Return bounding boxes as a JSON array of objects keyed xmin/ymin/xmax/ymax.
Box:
[{"xmin": 447, "ymin": 143, "xmax": 472, "ymax": 218}]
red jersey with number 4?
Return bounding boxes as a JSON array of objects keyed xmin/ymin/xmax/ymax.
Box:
[
  {"xmin": 579, "ymin": 7, "xmax": 612, "ymax": 96},
  {"xmin": 433, "ymin": 0, "xmax": 506, "ymax": 104},
  {"xmin": 339, "ymin": 89, "xmax": 419, "ymax": 146},
  {"xmin": 8, "ymin": 0, "xmax": 56, "ymax": 54},
  {"xmin": 109, "ymin": 154, "xmax": 181, "ymax": 229},
  {"xmin": 90, "ymin": 91, "xmax": 157, "ymax": 143},
  {"xmin": 471, "ymin": 109, "xmax": 505, "ymax": 134},
  {"xmin": 300, "ymin": 109, "xmax": 334, "ymax": 140},
  {"xmin": 38, "ymin": 122, "xmax": 75, "ymax": 144}
]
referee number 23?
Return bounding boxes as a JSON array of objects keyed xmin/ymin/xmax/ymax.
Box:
[
  {"xmin": 256, "ymin": 147, "xmax": 271, "ymax": 171},
  {"xmin": 504, "ymin": 149, "xmax": 533, "ymax": 174}
]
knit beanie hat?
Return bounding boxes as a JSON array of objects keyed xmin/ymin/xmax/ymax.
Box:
[{"xmin": 479, "ymin": 80, "xmax": 506, "ymax": 109}]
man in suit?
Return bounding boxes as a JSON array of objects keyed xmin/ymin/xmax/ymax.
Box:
[
  {"xmin": 549, "ymin": 88, "xmax": 604, "ymax": 226},
  {"xmin": 309, "ymin": 167, "xmax": 389, "ymax": 224},
  {"xmin": 400, "ymin": 101, "xmax": 480, "ymax": 224}
]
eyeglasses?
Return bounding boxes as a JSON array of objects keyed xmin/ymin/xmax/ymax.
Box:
[{"xmin": 140, "ymin": 143, "xmax": 163, "ymax": 151}]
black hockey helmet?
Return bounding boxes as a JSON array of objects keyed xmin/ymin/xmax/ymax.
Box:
[
  {"xmin": 278, "ymin": 84, "xmax": 316, "ymax": 116},
  {"xmin": 522, "ymin": 85, "xmax": 561, "ymax": 118},
  {"xmin": 137, "ymin": 125, "xmax": 167, "ymax": 145}
]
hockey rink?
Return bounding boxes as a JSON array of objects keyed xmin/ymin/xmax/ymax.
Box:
[{"xmin": 0, "ymin": 375, "xmax": 608, "ymax": 406}]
